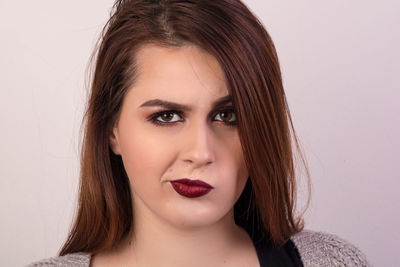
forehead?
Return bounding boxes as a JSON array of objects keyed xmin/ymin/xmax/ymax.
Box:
[{"xmin": 130, "ymin": 44, "xmax": 228, "ymax": 100}]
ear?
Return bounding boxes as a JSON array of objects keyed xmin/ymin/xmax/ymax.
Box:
[{"xmin": 109, "ymin": 127, "xmax": 121, "ymax": 155}]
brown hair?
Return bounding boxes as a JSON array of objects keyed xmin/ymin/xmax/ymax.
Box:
[{"xmin": 60, "ymin": 0, "xmax": 309, "ymax": 256}]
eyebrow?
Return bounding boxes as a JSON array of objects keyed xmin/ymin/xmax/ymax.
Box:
[{"xmin": 139, "ymin": 94, "xmax": 232, "ymax": 111}]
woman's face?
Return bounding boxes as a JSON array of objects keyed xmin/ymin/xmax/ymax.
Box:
[{"xmin": 110, "ymin": 44, "xmax": 249, "ymax": 229}]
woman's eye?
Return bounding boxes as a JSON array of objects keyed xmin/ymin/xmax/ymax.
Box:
[
  {"xmin": 156, "ymin": 111, "xmax": 182, "ymax": 123},
  {"xmin": 149, "ymin": 109, "xmax": 237, "ymax": 127},
  {"xmin": 215, "ymin": 110, "xmax": 236, "ymax": 124}
]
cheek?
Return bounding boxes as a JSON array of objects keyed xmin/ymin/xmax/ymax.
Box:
[
  {"xmin": 232, "ymin": 138, "xmax": 249, "ymax": 197},
  {"xmin": 230, "ymin": 131, "xmax": 248, "ymax": 173},
  {"xmin": 118, "ymin": 123, "xmax": 171, "ymax": 185},
  {"xmin": 218, "ymin": 134, "xmax": 249, "ymax": 199}
]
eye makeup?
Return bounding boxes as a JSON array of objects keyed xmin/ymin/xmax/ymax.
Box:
[{"xmin": 147, "ymin": 107, "xmax": 237, "ymax": 128}]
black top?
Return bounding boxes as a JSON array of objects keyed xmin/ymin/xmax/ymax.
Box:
[
  {"xmin": 234, "ymin": 179, "xmax": 303, "ymax": 266},
  {"xmin": 252, "ymin": 235, "xmax": 303, "ymax": 267}
]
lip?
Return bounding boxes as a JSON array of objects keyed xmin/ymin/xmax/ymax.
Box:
[{"xmin": 170, "ymin": 178, "xmax": 214, "ymax": 198}]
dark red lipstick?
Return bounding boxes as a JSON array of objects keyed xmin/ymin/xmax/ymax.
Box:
[{"xmin": 170, "ymin": 178, "xmax": 214, "ymax": 198}]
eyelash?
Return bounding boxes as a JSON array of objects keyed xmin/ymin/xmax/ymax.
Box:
[{"xmin": 148, "ymin": 108, "xmax": 237, "ymax": 128}]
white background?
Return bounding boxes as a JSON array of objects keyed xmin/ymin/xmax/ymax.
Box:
[{"xmin": 0, "ymin": 1, "xmax": 398, "ymax": 266}]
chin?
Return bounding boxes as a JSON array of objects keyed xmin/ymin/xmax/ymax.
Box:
[{"xmin": 165, "ymin": 208, "xmax": 230, "ymax": 229}]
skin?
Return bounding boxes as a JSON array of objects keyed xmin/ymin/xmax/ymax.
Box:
[{"xmin": 91, "ymin": 44, "xmax": 259, "ymax": 267}]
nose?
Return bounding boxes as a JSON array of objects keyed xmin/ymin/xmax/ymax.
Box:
[{"xmin": 181, "ymin": 119, "xmax": 215, "ymax": 168}]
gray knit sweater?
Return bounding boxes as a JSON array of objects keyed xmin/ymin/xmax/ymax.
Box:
[{"xmin": 27, "ymin": 230, "xmax": 372, "ymax": 266}]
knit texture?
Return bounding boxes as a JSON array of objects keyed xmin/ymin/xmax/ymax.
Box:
[
  {"xmin": 291, "ymin": 230, "xmax": 372, "ymax": 267},
  {"xmin": 27, "ymin": 230, "xmax": 372, "ymax": 266},
  {"xmin": 27, "ymin": 252, "xmax": 90, "ymax": 267}
]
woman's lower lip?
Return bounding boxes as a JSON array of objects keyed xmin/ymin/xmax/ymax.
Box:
[{"xmin": 170, "ymin": 181, "xmax": 213, "ymax": 198}]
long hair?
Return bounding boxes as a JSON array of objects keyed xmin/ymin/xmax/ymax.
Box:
[{"xmin": 60, "ymin": 0, "xmax": 310, "ymax": 255}]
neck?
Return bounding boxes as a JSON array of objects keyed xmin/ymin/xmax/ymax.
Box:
[{"xmin": 115, "ymin": 207, "xmax": 256, "ymax": 267}]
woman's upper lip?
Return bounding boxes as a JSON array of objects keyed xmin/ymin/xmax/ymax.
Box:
[{"xmin": 171, "ymin": 178, "xmax": 214, "ymax": 188}]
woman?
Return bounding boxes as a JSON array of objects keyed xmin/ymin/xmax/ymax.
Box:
[{"xmin": 29, "ymin": 0, "xmax": 371, "ymax": 266}]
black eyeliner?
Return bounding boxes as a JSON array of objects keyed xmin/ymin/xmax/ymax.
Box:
[{"xmin": 147, "ymin": 107, "xmax": 237, "ymax": 127}]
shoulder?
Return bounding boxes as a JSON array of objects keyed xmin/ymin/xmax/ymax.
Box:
[
  {"xmin": 27, "ymin": 252, "xmax": 91, "ymax": 267},
  {"xmin": 290, "ymin": 229, "xmax": 372, "ymax": 267}
]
